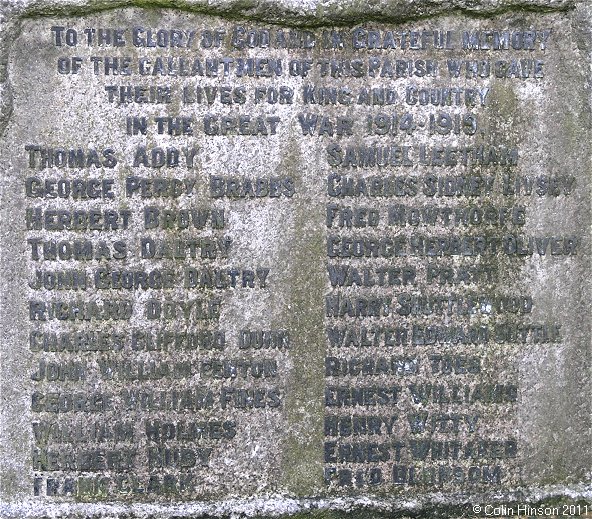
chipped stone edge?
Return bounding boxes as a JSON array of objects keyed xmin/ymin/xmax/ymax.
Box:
[
  {"xmin": 0, "ymin": 484, "xmax": 591, "ymax": 518},
  {"xmin": 0, "ymin": 0, "xmax": 581, "ymax": 28}
]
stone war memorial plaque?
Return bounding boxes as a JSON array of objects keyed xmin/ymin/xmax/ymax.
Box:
[{"xmin": 0, "ymin": 0, "xmax": 590, "ymax": 517}]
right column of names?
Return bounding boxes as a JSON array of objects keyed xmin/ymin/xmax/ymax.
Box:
[{"xmin": 317, "ymin": 25, "xmax": 575, "ymax": 492}]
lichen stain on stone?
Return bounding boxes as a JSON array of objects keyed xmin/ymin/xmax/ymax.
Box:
[{"xmin": 278, "ymin": 134, "xmax": 326, "ymax": 495}]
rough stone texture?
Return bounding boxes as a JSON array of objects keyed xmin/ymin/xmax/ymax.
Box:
[{"xmin": 0, "ymin": 1, "xmax": 591, "ymax": 518}]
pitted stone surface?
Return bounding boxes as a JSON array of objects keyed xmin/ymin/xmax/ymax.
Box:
[{"xmin": 0, "ymin": 2, "xmax": 590, "ymax": 518}]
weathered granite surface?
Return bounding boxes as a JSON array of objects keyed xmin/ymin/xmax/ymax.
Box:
[{"xmin": 0, "ymin": 1, "xmax": 590, "ymax": 517}]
